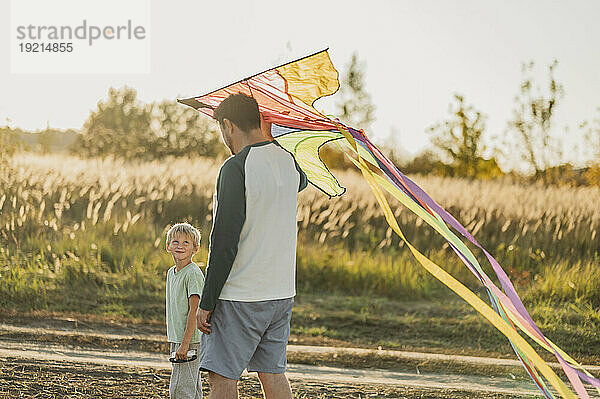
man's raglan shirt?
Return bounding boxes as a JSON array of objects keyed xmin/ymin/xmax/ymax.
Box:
[{"xmin": 200, "ymin": 141, "xmax": 308, "ymax": 311}]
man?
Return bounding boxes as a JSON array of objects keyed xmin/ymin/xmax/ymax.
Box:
[{"xmin": 196, "ymin": 93, "xmax": 307, "ymax": 399}]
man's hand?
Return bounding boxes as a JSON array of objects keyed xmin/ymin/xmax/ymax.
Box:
[
  {"xmin": 196, "ymin": 308, "xmax": 212, "ymax": 334},
  {"xmin": 175, "ymin": 341, "xmax": 189, "ymax": 360}
]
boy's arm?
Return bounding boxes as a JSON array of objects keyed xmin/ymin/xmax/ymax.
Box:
[{"xmin": 176, "ymin": 294, "xmax": 200, "ymax": 359}]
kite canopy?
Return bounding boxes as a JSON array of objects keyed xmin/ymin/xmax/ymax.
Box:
[
  {"xmin": 178, "ymin": 49, "xmax": 347, "ymax": 197},
  {"xmin": 179, "ymin": 49, "xmax": 600, "ymax": 398}
]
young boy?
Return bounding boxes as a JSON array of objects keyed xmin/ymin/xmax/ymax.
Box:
[{"xmin": 165, "ymin": 222, "xmax": 205, "ymax": 399}]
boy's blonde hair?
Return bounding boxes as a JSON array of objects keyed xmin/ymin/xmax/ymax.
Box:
[{"xmin": 166, "ymin": 223, "xmax": 201, "ymax": 247}]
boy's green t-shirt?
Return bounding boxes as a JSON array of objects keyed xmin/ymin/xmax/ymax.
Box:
[{"xmin": 166, "ymin": 262, "xmax": 205, "ymax": 343}]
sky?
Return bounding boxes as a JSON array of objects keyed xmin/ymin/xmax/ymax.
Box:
[{"xmin": 1, "ymin": 0, "xmax": 599, "ymax": 168}]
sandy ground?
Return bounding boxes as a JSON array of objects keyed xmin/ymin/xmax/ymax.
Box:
[
  {"xmin": 0, "ymin": 356, "xmax": 534, "ymax": 399},
  {"xmin": 0, "ymin": 333, "xmax": 546, "ymax": 398},
  {"xmin": 1, "ymin": 314, "xmax": 598, "ymax": 398}
]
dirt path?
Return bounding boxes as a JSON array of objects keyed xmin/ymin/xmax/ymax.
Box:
[
  {"xmin": 2, "ymin": 319, "xmax": 599, "ymax": 398},
  {"xmin": 0, "ymin": 340, "xmax": 543, "ymax": 397},
  {"xmin": 1, "ymin": 357, "xmax": 532, "ymax": 399},
  {"xmin": 5, "ymin": 322, "xmax": 600, "ymax": 373}
]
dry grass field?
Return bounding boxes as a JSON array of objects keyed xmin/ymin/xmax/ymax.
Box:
[{"xmin": 2, "ymin": 153, "xmax": 597, "ymax": 306}]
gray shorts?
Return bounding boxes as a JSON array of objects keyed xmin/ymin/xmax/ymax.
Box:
[
  {"xmin": 169, "ymin": 342, "xmax": 202, "ymax": 399},
  {"xmin": 199, "ymin": 297, "xmax": 294, "ymax": 380}
]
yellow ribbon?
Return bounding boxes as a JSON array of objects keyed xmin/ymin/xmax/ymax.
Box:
[{"xmin": 333, "ymin": 123, "xmax": 577, "ymax": 399}]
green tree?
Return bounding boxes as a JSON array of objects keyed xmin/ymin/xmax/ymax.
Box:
[
  {"xmin": 0, "ymin": 125, "xmax": 18, "ymax": 182},
  {"xmin": 76, "ymin": 86, "xmax": 152, "ymax": 158},
  {"xmin": 428, "ymin": 94, "xmax": 501, "ymax": 178},
  {"xmin": 149, "ymin": 100, "xmax": 227, "ymax": 159},
  {"xmin": 74, "ymin": 86, "xmax": 226, "ymax": 160},
  {"xmin": 402, "ymin": 150, "xmax": 447, "ymax": 176},
  {"xmin": 0, "ymin": 118, "xmax": 17, "ymax": 162},
  {"xmin": 506, "ymin": 60, "xmax": 564, "ymax": 179},
  {"xmin": 37, "ymin": 121, "xmax": 54, "ymax": 154},
  {"xmin": 335, "ymin": 52, "xmax": 376, "ymax": 130},
  {"xmin": 378, "ymin": 128, "xmax": 410, "ymax": 169},
  {"xmin": 581, "ymin": 108, "xmax": 600, "ymax": 185}
]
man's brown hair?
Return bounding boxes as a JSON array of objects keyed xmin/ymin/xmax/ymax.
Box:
[{"xmin": 213, "ymin": 93, "xmax": 261, "ymax": 133}]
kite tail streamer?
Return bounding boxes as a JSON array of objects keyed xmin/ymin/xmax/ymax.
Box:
[
  {"xmin": 338, "ymin": 127, "xmax": 597, "ymax": 398},
  {"xmin": 323, "ymin": 119, "xmax": 599, "ymax": 397},
  {"xmin": 366, "ymin": 144, "xmax": 595, "ymax": 397},
  {"xmin": 331, "ymin": 119, "xmax": 580, "ymax": 398},
  {"xmin": 337, "ymin": 143, "xmax": 558, "ymax": 398}
]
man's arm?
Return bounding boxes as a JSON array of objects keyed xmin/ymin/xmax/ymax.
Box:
[
  {"xmin": 175, "ymin": 294, "xmax": 200, "ymax": 359},
  {"xmin": 199, "ymin": 158, "xmax": 246, "ymax": 311}
]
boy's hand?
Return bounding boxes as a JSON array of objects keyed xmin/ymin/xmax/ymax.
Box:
[
  {"xmin": 196, "ymin": 308, "xmax": 212, "ymax": 334},
  {"xmin": 175, "ymin": 342, "xmax": 190, "ymax": 360}
]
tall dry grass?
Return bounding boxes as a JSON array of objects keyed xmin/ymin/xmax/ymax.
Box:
[{"xmin": 0, "ymin": 153, "xmax": 598, "ymax": 316}]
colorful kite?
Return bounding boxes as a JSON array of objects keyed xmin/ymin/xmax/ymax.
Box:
[{"xmin": 178, "ymin": 49, "xmax": 599, "ymax": 398}]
